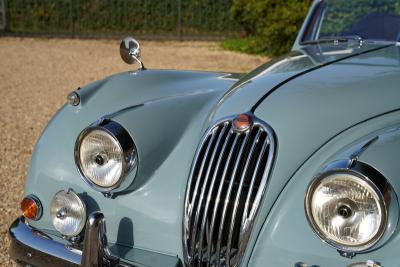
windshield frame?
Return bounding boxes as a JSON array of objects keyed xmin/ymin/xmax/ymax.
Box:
[{"xmin": 299, "ymin": 0, "xmax": 400, "ymax": 46}]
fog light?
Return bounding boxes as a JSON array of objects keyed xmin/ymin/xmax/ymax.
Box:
[
  {"xmin": 50, "ymin": 189, "xmax": 86, "ymax": 237},
  {"xmin": 21, "ymin": 195, "xmax": 42, "ymax": 221}
]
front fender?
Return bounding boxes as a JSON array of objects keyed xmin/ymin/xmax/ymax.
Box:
[
  {"xmin": 248, "ymin": 110, "xmax": 400, "ymax": 267},
  {"xmin": 24, "ymin": 69, "xmax": 237, "ymax": 259}
]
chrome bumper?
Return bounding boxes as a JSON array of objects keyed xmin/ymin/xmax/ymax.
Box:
[
  {"xmin": 9, "ymin": 217, "xmax": 82, "ymax": 267},
  {"xmin": 9, "ymin": 212, "xmax": 182, "ymax": 267}
]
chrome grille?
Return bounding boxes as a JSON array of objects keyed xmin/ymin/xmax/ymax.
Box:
[{"xmin": 183, "ymin": 115, "xmax": 275, "ymax": 267}]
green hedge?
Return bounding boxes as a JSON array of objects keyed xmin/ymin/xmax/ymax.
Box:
[
  {"xmin": 5, "ymin": 0, "xmax": 313, "ymax": 56},
  {"xmin": 11, "ymin": 0, "xmax": 396, "ymax": 57},
  {"xmin": 224, "ymin": 0, "xmax": 312, "ymax": 56},
  {"xmin": 5, "ymin": 0, "xmax": 239, "ymax": 37}
]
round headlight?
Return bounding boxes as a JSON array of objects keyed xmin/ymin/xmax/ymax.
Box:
[
  {"xmin": 50, "ymin": 190, "xmax": 86, "ymax": 237},
  {"xmin": 75, "ymin": 120, "xmax": 137, "ymax": 192},
  {"xmin": 79, "ymin": 129, "xmax": 123, "ymax": 187},
  {"xmin": 305, "ymin": 170, "xmax": 387, "ymax": 252}
]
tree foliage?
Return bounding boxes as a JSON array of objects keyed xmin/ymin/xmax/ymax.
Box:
[
  {"xmin": 229, "ymin": 0, "xmax": 313, "ymax": 56},
  {"xmin": 228, "ymin": 0, "xmax": 400, "ymax": 56}
]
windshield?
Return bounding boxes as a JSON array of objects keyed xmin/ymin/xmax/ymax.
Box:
[{"xmin": 302, "ymin": 0, "xmax": 400, "ymax": 43}]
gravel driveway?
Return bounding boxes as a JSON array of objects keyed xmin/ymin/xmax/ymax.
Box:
[{"xmin": 0, "ymin": 37, "xmax": 267, "ymax": 266}]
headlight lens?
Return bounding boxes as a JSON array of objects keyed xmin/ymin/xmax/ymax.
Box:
[
  {"xmin": 50, "ymin": 190, "xmax": 86, "ymax": 237},
  {"xmin": 75, "ymin": 120, "xmax": 137, "ymax": 192},
  {"xmin": 79, "ymin": 129, "xmax": 123, "ymax": 188},
  {"xmin": 306, "ymin": 170, "xmax": 387, "ymax": 252}
]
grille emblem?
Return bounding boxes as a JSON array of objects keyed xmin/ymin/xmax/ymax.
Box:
[{"xmin": 233, "ymin": 114, "xmax": 252, "ymax": 132}]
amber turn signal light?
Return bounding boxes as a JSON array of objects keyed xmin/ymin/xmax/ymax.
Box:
[{"xmin": 21, "ymin": 195, "xmax": 42, "ymax": 221}]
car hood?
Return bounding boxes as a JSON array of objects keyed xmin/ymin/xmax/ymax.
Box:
[{"xmin": 212, "ymin": 42, "xmax": 392, "ymax": 118}]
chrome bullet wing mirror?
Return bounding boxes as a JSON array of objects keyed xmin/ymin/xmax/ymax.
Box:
[{"xmin": 120, "ymin": 37, "xmax": 145, "ymax": 70}]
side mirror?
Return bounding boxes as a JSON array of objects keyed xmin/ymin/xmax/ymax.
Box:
[{"xmin": 120, "ymin": 37, "xmax": 145, "ymax": 70}]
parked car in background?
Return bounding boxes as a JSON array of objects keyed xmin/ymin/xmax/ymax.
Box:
[{"xmin": 8, "ymin": 0, "xmax": 400, "ymax": 266}]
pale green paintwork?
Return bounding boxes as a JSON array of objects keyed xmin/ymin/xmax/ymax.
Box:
[
  {"xmin": 250, "ymin": 112, "xmax": 400, "ymax": 267},
  {"xmin": 248, "ymin": 46, "xmax": 400, "ymax": 266},
  {"xmin": 26, "ymin": 70, "xmax": 238, "ymax": 261},
  {"xmin": 21, "ymin": 0, "xmax": 400, "ymax": 266}
]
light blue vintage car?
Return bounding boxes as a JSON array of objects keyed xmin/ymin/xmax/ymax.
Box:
[{"xmin": 8, "ymin": 0, "xmax": 400, "ymax": 266}]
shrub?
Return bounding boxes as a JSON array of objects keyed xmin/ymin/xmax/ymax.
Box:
[
  {"xmin": 227, "ymin": 0, "xmax": 312, "ymax": 56},
  {"xmin": 221, "ymin": 36, "xmax": 267, "ymax": 55}
]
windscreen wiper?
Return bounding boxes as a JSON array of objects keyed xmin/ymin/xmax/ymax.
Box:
[{"xmin": 302, "ymin": 35, "xmax": 363, "ymax": 45}]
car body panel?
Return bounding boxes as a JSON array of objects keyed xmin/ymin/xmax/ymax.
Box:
[
  {"xmin": 212, "ymin": 42, "xmax": 389, "ymax": 119},
  {"xmin": 249, "ymin": 111, "xmax": 400, "ymax": 267},
  {"xmin": 252, "ymin": 44, "xmax": 400, "ymax": 237},
  {"xmin": 25, "ymin": 70, "xmax": 238, "ymax": 259},
  {"xmin": 237, "ymin": 44, "xmax": 400, "ymax": 266}
]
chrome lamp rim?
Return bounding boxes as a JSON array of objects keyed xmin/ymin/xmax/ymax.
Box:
[
  {"xmin": 74, "ymin": 120, "xmax": 138, "ymax": 193},
  {"xmin": 305, "ymin": 167, "xmax": 389, "ymax": 253}
]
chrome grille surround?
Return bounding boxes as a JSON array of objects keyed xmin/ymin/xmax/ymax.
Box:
[{"xmin": 183, "ymin": 114, "xmax": 276, "ymax": 267}]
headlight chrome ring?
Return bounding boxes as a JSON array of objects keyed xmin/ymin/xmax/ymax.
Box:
[
  {"xmin": 305, "ymin": 163, "xmax": 393, "ymax": 253},
  {"xmin": 75, "ymin": 120, "xmax": 138, "ymax": 193}
]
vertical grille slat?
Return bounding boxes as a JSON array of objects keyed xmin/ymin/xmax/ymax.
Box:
[
  {"xmin": 207, "ymin": 134, "xmax": 239, "ymax": 267},
  {"xmin": 246, "ymin": 136, "xmax": 274, "ymax": 226},
  {"xmin": 185, "ymin": 131, "xmax": 218, "ymax": 263},
  {"xmin": 190, "ymin": 124, "xmax": 229, "ymax": 261},
  {"xmin": 199, "ymin": 128, "xmax": 233, "ymax": 263},
  {"xmin": 241, "ymin": 137, "xmax": 270, "ymax": 229},
  {"xmin": 226, "ymin": 130, "xmax": 262, "ymax": 267},
  {"xmin": 184, "ymin": 115, "xmax": 275, "ymax": 267},
  {"xmin": 238, "ymin": 136, "xmax": 270, "ymax": 259},
  {"xmin": 216, "ymin": 133, "xmax": 250, "ymax": 267}
]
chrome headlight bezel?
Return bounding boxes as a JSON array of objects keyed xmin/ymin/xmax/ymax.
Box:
[
  {"xmin": 305, "ymin": 164, "xmax": 392, "ymax": 253},
  {"xmin": 75, "ymin": 120, "xmax": 138, "ymax": 193}
]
